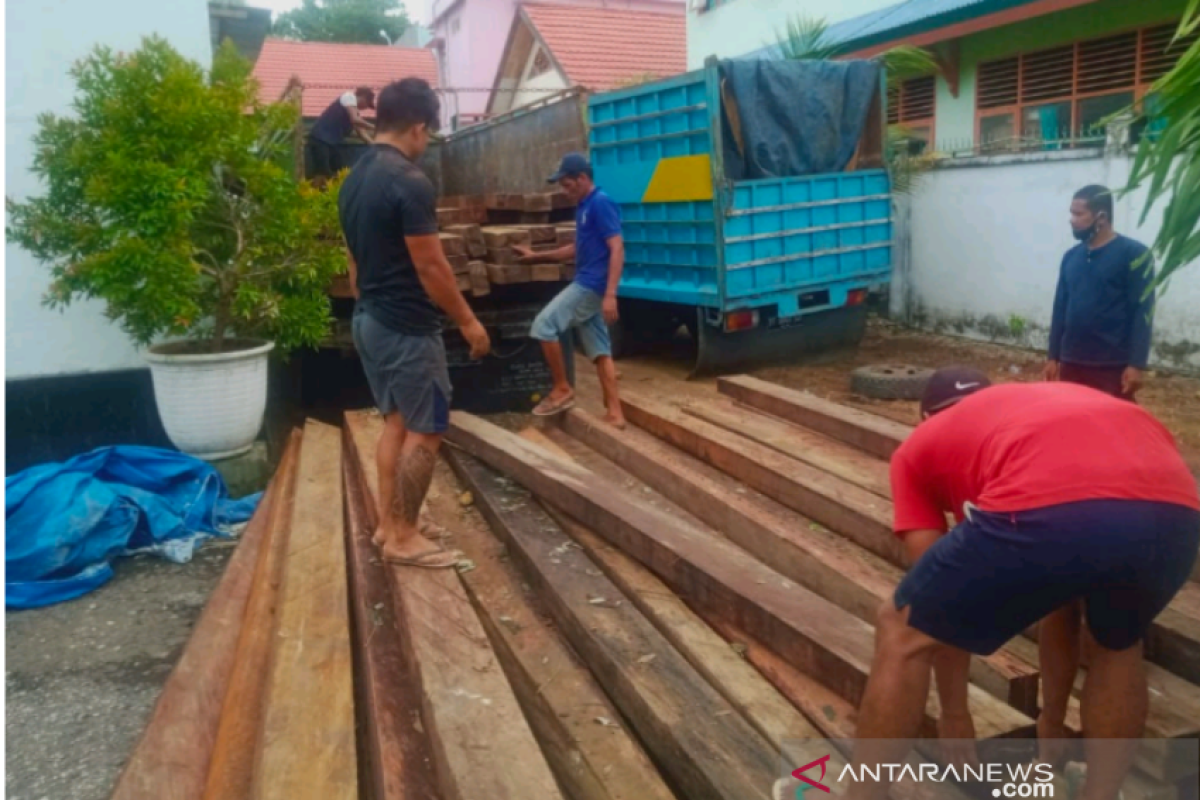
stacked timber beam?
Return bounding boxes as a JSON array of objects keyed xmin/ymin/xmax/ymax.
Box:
[
  {"xmin": 110, "ymin": 375, "xmax": 1200, "ymax": 800},
  {"xmin": 444, "ymin": 373, "xmax": 1200, "ymax": 800}
]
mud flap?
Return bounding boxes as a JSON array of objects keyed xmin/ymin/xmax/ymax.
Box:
[{"xmin": 690, "ymin": 305, "xmax": 868, "ymax": 378}]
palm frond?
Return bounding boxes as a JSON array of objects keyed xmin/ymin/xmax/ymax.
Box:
[
  {"xmin": 774, "ymin": 16, "xmax": 842, "ymax": 61},
  {"xmin": 878, "ymin": 46, "xmax": 941, "ymax": 86},
  {"xmin": 1123, "ymin": 6, "xmax": 1200, "ymax": 289}
]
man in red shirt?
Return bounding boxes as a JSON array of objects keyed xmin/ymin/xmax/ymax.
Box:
[{"xmin": 842, "ymin": 368, "xmax": 1199, "ymax": 800}]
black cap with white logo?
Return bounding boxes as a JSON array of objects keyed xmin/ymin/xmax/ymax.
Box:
[{"xmin": 919, "ymin": 366, "xmax": 992, "ymax": 417}]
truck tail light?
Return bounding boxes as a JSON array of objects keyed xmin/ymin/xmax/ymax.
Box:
[
  {"xmin": 846, "ymin": 289, "xmax": 867, "ymax": 307},
  {"xmin": 724, "ymin": 309, "xmax": 760, "ymax": 332}
]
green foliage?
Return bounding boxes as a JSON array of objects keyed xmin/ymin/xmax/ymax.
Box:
[
  {"xmin": 6, "ymin": 36, "xmax": 345, "ymax": 354},
  {"xmin": 1122, "ymin": 0, "xmax": 1200, "ymax": 291},
  {"xmin": 773, "ymin": 15, "xmax": 940, "ymax": 195},
  {"xmin": 273, "ymin": 0, "xmax": 410, "ymax": 45}
]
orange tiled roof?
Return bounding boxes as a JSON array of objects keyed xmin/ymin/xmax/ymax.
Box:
[
  {"xmin": 252, "ymin": 38, "xmax": 440, "ymax": 118},
  {"xmin": 522, "ymin": 4, "xmax": 686, "ymax": 92}
]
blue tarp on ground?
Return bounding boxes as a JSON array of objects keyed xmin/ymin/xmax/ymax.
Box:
[
  {"xmin": 5, "ymin": 446, "xmax": 261, "ymax": 609},
  {"xmin": 719, "ymin": 59, "xmax": 883, "ymax": 180}
]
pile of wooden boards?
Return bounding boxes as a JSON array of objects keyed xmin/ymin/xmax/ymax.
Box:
[
  {"xmin": 433, "ymin": 222, "xmax": 576, "ymax": 297},
  {"xmin": 109, "ymin": 375, "xmax": 1200, "ymax": 800},
  {"xmin": 329, "ymin": 189, "xmax": 577, "ymax": 299}
]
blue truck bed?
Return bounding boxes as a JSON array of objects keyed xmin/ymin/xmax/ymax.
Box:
[{"xmin": 588, "ymin": 62, "xmax": 892, "ymax": 373}]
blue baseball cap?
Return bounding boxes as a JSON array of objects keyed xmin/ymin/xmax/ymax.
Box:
[{"xmin": 548, "ymin": 152, "xmax": 590, "ymax": 183}]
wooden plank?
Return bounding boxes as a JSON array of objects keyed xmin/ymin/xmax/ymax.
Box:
[
  {"xmin": 253, "ymin": 421, "xmax": 356, "ymax": 800},
  {"xmin": 556, "ymin": 226, "xmax": 576, "ymax": 245},
  {"xmin": 486, "ymin": 246, "xmax": 517, "ymax": 265},
  {"xmin": 481, "ymin": 226, "xmax": 531, "ymax": 248},
  {"xmin": 531, "ymin": 263, "xmax": 562, "ymax": 282},
  {"xmin": 557, "ymin": 410, "xmax": 1040, "ymax": 716},
  {"xmin": 718, "ymin": 375, "xmax": 910, "ymax": 460},
  {"xmin": 621, "ymin": 389, "xmax": 905, "ymax": 568},
  {"xmin": 520, "ymin": 429, "xmax": 845, "ymax": 751},
  {"xmin": 447, "ymin": 412, "xmax": 1032, "ymax": 738},
  {"xmin": 467, "ymin": 261, "xmax": 490, "ymax": 297},
  {"xmin": 423, "ymin": 455, "xmax": 675, "ymax": 800},
  {"xmin": 518, "ymin": 211, "xmax": 551, "ymax": 224},
  {"xmin": 486, "ymin": 263, "xmax": 531, "ymax": 285},
  {"xmin": 522, "ymin": 192, "xmax": 553, "ymax": 212},
  {"xmin": 448, "ymin": 254, "xmax": 470, "ymax": 274},
  {"xmin": 110, "ymin": 434, "xmax": 291, "ymax": 800},
  {"xmin": 344, "ymin": 412, "xmax": 562, "ymax": 800},
  {"xmin": 201, "ymin": 431, "xmax": 303, "ymax": 800},
  {"xmin": 455, "ymin": 273, "xmax": 471, "ymax": 293},
  {"xmin": 439, "ymin": 232, "xmax": 467, "ymax": 257},
  {"xmin": 512, "ymin": 224, "xmax": 556, "ymax": 243},
  {"xmin": 446, "ymin": 447, "xmax": 782, "ymax": 800},
  {"xmin": 683, "ymin": 397, "xmax": 892, "ymax": 498},
  {"xmin": 708, "ymin": 619, "xmax": 975, "ymax": 800},
  {"xmin": 341, "ymin": 424, "xmax": 441, "ymax": 800}
]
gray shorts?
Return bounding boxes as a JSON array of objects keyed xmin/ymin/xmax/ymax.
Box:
[
  {"xmin": 352, "ymin": 309, "xmax": 452, "ymax": 435},
  {"xmin": 530, "ymin": 282, "xmax": 612, "ymax": 360}
]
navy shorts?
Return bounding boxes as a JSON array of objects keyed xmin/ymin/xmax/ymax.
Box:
[
  {"xmin": 352, "ymin": 308, "xmax": 452, "ymax": 435},
  {"xmin": 894, "ymin": 499, "xmax": 1200, "ymax": 655}
]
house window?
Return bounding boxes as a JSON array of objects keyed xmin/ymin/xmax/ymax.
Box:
[
  {"xmin": 888, "ymin": 75, "xmax": 937, "ymax": 153},
  {"xmin": 975, "ymin": 21, "xmax": 1198, "ymax": 152}
]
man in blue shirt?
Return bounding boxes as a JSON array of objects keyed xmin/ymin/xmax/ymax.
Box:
[
  {"xmin": 1044, "ymin": 184, "xmax": 1155, "ymax": 400},
  {"xmin": 516, "ymin": 153, "xmax": 626, "ymax": 427}
]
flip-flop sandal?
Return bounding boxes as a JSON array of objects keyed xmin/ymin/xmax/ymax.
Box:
[
  {"xmin": 384, "ymin": 548, "xmax": 463, "ymax": 569},
  {"xmin": 532, "ymin": 395, "xmax": 576, "ymax": 417},
  {"xmin": 372, "ymin": 518, "xmax": 445, "ymax": 546}
]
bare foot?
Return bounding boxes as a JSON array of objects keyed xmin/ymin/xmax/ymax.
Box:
[
  {"xmin": 603, "ymin": 411, "xmax": 627, "ymax": 429},
  {"xmin": 373, "ymin": 515, "xmax": 444, "ymax": 546},
  {"xmin": 1037, "ymin": 716, "xmax": 1070, "ymax": 768},
  {"xmin": 381, "ymin": 536, "xmax": 462, "ymax": 569}
]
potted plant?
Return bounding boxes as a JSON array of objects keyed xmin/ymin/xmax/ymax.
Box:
[{"xmin": 8, "ymin": 37, "xmax": 344, "ymax": 459}]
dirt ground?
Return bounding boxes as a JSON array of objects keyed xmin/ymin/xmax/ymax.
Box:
[{"xmin": 605, "ymin": 317, "xmax": 1200, "ymax": 475}]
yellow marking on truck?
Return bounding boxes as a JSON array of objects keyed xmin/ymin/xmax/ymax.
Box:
[{"xmin": 641, "ymin": 155, "xmax": 714, "ymax": 203}]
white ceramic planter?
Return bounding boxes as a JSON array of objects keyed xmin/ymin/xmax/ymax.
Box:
[{"xmin": 145, "ymin": 340, "xmax": 275, "ymax": 461}]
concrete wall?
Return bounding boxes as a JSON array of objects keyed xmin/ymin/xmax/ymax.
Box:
[
  {"xmin": 894, "ymin": 151, "xmax": 1200, "ymax": 371},
  {"xmin": 687, "ymin": 0, "xmax": 891, "ymax": 68},
  {"xmin": 6, "ymin": 0, "xmax": 212, "ymax": 380}
]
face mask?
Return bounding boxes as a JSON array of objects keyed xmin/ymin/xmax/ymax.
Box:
[{"xmin": 1072, "ymin": 221, "xmax": 1097, "ymax": 242}]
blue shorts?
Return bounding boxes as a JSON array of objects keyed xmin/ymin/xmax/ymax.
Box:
[
  {"xmin": 530, "ymin": 282, "xmax": 612, "ymax": 361},
  {"xmin": 352, "ymin": 308, "xmax": 452, "ymax": 435},
  {"xmin": 894, "ymin": 499, "xmax": 1200, "ymax": 654}
]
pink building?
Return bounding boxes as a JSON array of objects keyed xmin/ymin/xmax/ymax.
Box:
[{"xmin": 429, "ymin": 0, "xmax": 684, "ymax": 130}]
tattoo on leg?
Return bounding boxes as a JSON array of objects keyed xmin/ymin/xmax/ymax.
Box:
[{"xmin": 394, "ymin": 443, "xmax": 437, "ymax": 527}]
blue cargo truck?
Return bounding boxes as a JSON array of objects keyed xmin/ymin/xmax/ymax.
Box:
[{"xmin": 588, "ymin": 57, "xmax": 893, "ymax": 375}]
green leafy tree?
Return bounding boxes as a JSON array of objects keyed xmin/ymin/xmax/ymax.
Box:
[
  {"xmin": 1122, "ymin": 0, "xmax": 1200, "ymax": 290},
  {"xmin": 274, "ymin": 0, "xmax": 410, "ymax": 45},
  {"xmin": 6, "ymin": 37, "xmax": 345, "ymax": 354},
  {"xmin": 774, "ymin": 16, "xmax": 940, "ymax": 193}
]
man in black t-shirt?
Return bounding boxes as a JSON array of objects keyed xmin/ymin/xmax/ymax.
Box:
[
  {"xmin": 308, "ymin": 86, "xmax": 376, "ymax": 187},
  {"xmin": 339, "ymin": 77, "xmax": 490, "ymax": 569}
]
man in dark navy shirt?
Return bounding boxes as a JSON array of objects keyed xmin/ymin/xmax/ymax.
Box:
[
  {"xmin": 1044, "ymin": 184, "xmax": 1155, "ymax": 400},
  {"xmin": 516, "ymin": 153, "xmax": 627, "ymax": 428},
  {"xmin": 339, "ymin": 78, "xmax": 489, "ymax": 569},
  {"xmin": 308, "ymin": 86, "xmax": 376, "ymax": 187}
]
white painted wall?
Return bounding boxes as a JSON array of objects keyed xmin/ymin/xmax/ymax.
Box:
[
  {"xmin": 5, "ymin": 0, "xmax": 212, "ymax": 380},
  {"xmin": 895, "ymin": 152, "xmax": 1200, "ymax": 371},
  {"xmin": 687, "ymin": 0, "xmax": 893, "ymax": 68}
]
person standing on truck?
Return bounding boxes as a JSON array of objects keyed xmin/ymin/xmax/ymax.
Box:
[
  {"xmin": 308, "ymin": 86, "xmax": 377, "ymax": 187},
  {"xmin": 339, "ymin": 77, "xmax": 490, "ymax": 569},
  {"xmin": 830, "ymin": 368, "xmax": 1198, "ymax": 800},
  {"xmin": 1043, "ymin": 184, "xmax": 1155, "ymax": 400},
  {"xmin": 516, "ymin": 152, "xmax": 627, "ymax": 428}
]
